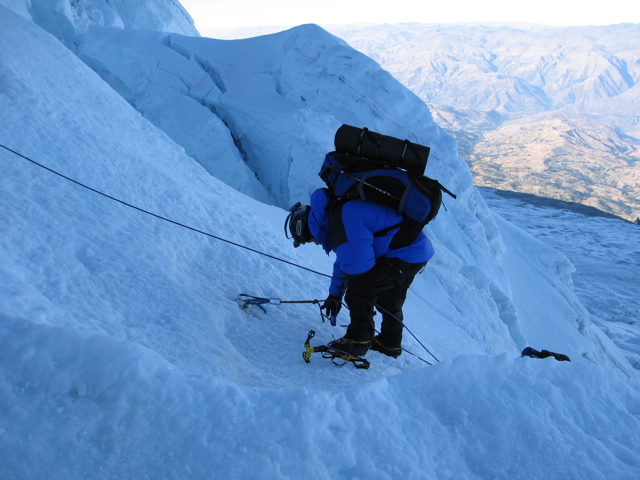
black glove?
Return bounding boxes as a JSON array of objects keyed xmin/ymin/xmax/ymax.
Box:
[{"xmin": 321, "ymin": 294, "xmax": 342, "ymax": 318}]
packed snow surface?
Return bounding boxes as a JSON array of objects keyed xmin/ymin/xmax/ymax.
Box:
[{"xmin": 0, "ymin": 3, "xmax": 639, "ymax": 479}]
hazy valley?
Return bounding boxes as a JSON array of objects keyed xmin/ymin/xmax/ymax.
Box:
[{"xmin": 330, "ymin": 23, "xmax": 640, "ymax": 222}]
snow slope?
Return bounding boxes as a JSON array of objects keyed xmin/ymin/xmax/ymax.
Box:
[
  {"xmin": 0, "ymin": 0, "xmax": 198, "ymax": 48},
  {"xmin": 482, "ymin": 187, "xmax": 640, "ymax": 370},
  {"xmin": 1, "ymin": 3, "xmax": 639, "ymax": 479}
]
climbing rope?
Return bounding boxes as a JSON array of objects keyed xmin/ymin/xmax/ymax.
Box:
[
  {"xmin": 238, "ymin": 293, "xmax": 436, "ymax": 364},
  {"xmin": 374, "ymin": 303, "xmax": 439, "ymax": 363},
  {"xmin": 0, "ymin": 143, "xmax": 331, "ymax": 279},
  {"xmin": 2, "ymin": 142, "xmax": 439, "ymax": 364}
]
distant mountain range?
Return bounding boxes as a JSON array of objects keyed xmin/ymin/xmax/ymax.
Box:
[{"xmin": 328, "ymin": 23, "xmax": 640, "ymax": 222}]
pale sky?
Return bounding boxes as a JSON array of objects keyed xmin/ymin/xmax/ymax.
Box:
[{"xmin": 179, "ymin": 0, "xmax": 639, "ymax": 32}]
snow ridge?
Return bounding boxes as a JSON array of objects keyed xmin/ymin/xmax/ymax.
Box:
[{"xmin": 0, "ymin": 3, "xmax": 638, "ymax": 478}]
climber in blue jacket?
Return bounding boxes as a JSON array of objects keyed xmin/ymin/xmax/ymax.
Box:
[{"xmin": 285, "ymin": 188, "xmax": 434, "ymax": 357}]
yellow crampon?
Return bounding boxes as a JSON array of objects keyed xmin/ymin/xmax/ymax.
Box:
[{"xmin": 302, "ymin": 330, "xmax": 370, "ymax": 369}]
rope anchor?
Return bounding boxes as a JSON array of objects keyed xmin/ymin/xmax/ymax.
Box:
[
  {"xmin": 236, "ymin": 293, "xmax": 342, "ymax": 326},
  {"xmin": 237, "ymin": 293, "xmax": 285, "ymax": 312},
  {"xmin": 236, "ymin": 292, "xmax": 331, "ymax": 315}
]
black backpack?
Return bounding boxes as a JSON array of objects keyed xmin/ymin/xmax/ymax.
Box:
[{"xmin": 319, "ymin": 125, "xmax": 456, "ymax": 249}]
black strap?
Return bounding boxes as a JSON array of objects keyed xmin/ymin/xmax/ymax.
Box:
[
  {"xmin": 373, "ymin": 221, "xmax": 403, "ymax": 238},
  {"xmin": 356, "ymin": 127, "xmax": 368, "ymax": 156},
  {"xmin": 438, "ymin": 181, "xmax": 457, "ymax": 199}
]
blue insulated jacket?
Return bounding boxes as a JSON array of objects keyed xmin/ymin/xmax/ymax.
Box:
[{"xmin": 307, "ymin": 188, "xmax": 434, "ymax": 297}]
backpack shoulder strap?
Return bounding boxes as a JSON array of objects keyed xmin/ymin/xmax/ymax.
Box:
[
  {"xmin": 328, "ymin": 202, "xmax": 348, "ymax": 249},
  {"xmin": 373, "ymin": 222, "xmax": 402, "ymax": 238}
]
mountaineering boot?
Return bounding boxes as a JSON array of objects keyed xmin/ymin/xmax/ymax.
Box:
[
  {"xmin": 328, "ymin": 336, "xmax": 371, "ymax": 357},
  {"xmin": 370, "ymin": 335, "xmax": 402, "ymax": 358}
]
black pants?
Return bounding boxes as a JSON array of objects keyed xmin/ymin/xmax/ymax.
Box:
[{"xmin": 344, "ymin": 258, "xmax": 426, "ymax": 346}]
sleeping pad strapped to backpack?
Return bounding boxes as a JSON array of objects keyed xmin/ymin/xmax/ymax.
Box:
[{"xmin": 319, "ymin": 125, "xmax": 456, "ymax": 249}]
